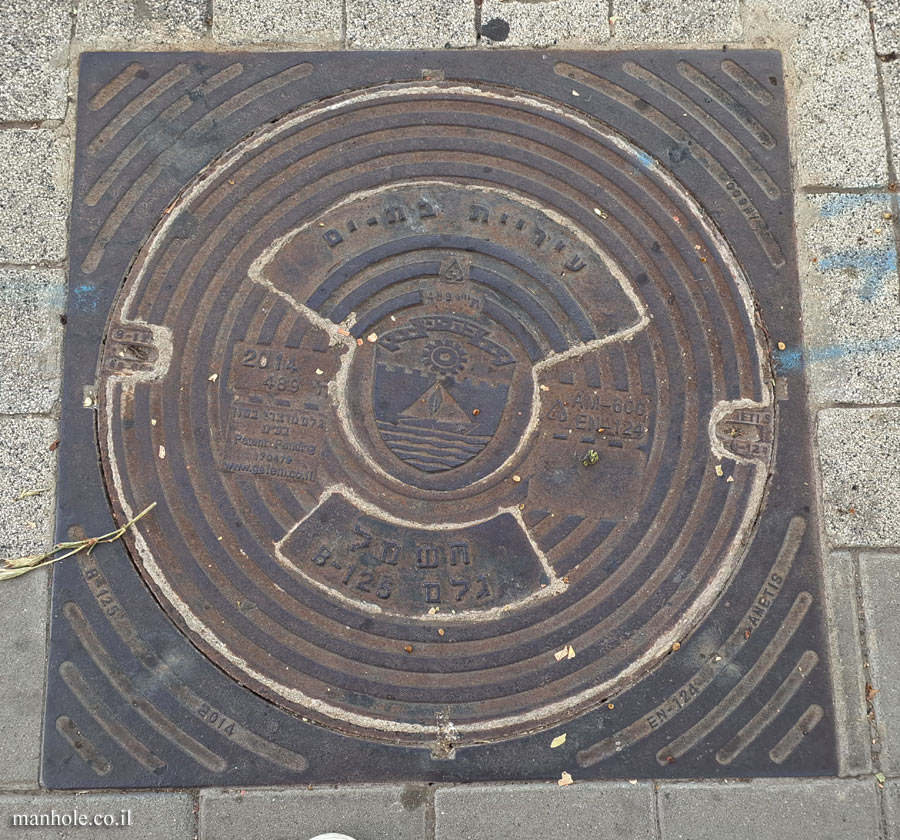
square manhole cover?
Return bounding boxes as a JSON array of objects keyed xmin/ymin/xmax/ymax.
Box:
[{"xmin": 45, "ymin": 49, "xmax": 836, "ymax": 787}]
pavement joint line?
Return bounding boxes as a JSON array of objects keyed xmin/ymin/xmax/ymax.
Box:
[
  {"xmin": 808, "ymin": 402, "xmax": 854, "ymax": 770},
  {"xmin": 866, "ymin": 0, "xmax": 900, "ymax": 300},
  {"xmin": 424, "ymin": 783, "xmax": 436, "ymax": 840},
  {"xmin": 474, "ymin": 0, "xmax": 481, "ymax": 44},
  {"xmin": 850, "ymin": 547, "xmax": 885, "ymax": 768},
  {"xmin": 341, "ymin": 0, "xmax": 347, "ymax": 50},
  {"xmin": 852, "ymin": 553, "xmax": 893, "ymax": 840},
  {"xmin": 0, "ymin": 121, "xmax": 65, "ymax": 130},
  {"xmin": 191, "ymin": 789, "xmax": 200, "ymax": 839},
  {"xmin": 819, "ymin": 402, "xmax": 900, "ymax": 410},
  {"xmin": 651, "ymin": 781, "xmax": 663, "ymax": 840},
  {"xmin": 0, "ymin": 262, "xmax": 67, "ymax": 270},
  {"xmin": 800, "ymin": 185, "xmax": 897, "ymax": 194},
  {"xmin": 0, "ymin": 412, "xmax": 60, "ymax": 421}
]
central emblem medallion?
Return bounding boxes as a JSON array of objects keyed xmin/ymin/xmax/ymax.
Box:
[{"xmin": 374, "ymin": 317, "xmax": 512, "ymax": 473}]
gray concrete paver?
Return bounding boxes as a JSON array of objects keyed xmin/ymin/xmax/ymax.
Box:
[
  {"xmin": 822, "ymin": 551, "xmax": 872, "ymax": 776},
  {"xmin": 199, "ymin": 786, "xmax": 427, "ymax": 840},
  {"xmin": 212, "ymin": 0, "xmax": 342, "ymax": 46},
  {"xmin": 75, "ymin": 0, "xmax": 207, "ymax": 45},
  {"xmin": 873, "ymin": 2, "xmax": 900, "ymax": 55},
  {"xmin": 479, "ymin": 1, "xmax": 609, "ymax": 47},
  {"xmin": 613, "ymin": 0, "xmax": 742, "ymax": 42},
  {"xmin": 0, "ymin": 0, "xmax": 71, "ymax": 122},
  {"xmin": 883, "ymin": 60, "xmax": 900, "ymax": 173},
  {"xmin": 0, "ymin": 416, "xmax": 58, "ymax": 559},
  {"xmin": 0, "ymin": 269, "xmax": 64, "ymax": 415},
  {"xmin": 0, "ymin": 130, "xmax": 69, "ymax": 264},
  {"xmin": 658, "ymin": 779, "xmax": 880, "ymax": 840},
  {"xmin": 0, "ymin": 566, "xmax": 48, "ymax": 790},
  {"xmin": 860, "ymin": 552, "xmax": 900, "ymax": 775},
  {"xmin": 0, "ymin": 793, "xmax": 194, "ymax": 838},
  {"xmin": 347, "ymin": 0, "xmax": 475, "ymax": 49},
  {"xmin": 818, "ymin": 408, "xmax": 900, "ymax": 547},
  {"xmin": 434, "ymin": 782, "xmax": 656, "ymax": 840},
  {"xmin": 743, "ymin": 0, "xmax": 888, "ymax": 188},
  {"xmin": 795, "ymin": 193, "xmax": 900, "ymax": 405}
]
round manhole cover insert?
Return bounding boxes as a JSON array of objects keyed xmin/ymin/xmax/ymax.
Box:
[{"xmin": 97, "ymin": 83, "xmax": 773, "ymax": 749}]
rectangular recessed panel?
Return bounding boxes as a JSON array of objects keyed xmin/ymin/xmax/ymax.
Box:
[{"xmin": 44, "ymin": 49, "xmax": 835, "ymax": 788}]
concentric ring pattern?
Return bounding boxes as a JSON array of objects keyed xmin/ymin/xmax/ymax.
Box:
[{"xmin": 96, "ymin": 82, "xmax": 772, "ymax": 747}]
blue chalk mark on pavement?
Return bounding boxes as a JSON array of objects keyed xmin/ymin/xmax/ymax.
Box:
[
  {"xmin": 817, "ymin": 193, "xmax": 888, "ymax": 219},
  {"xmin": 774, "ymin": 336, "xmax": 900, "ymax": 374},
  {"xmin": 817, "ymin": 248, "xmax": 897, "ymax": 301},
  {"xmin": 73, "ymin": 284, "xmax": 98, "ymax": 311}
]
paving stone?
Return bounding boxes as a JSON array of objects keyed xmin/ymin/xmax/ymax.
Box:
[
  {"xmin": 0, "ymin": 416, "xmax": 58, "ymax": 559},
  {"xmin": 76, "ymin": 0, "xmax": 206, "ymax": 45},
  {"xmin": 435, "ymin": 782, "xmax": 656, "ymax": 840},
  {"xmin": 793, "ymin": 193, "xmax": 900, "ymax": 405},
  {"xmin": 885, "ymin": 779, "xmax": 900, "ymax": 840},
  {"xmin": 0, "ymin": 269, "xmax": 65, "ymax": 414},
  {"xmin": 818, "ymin": 408, "xmax": 900, "ymax": 547},
  {"xmin": 479, "ymin": 0, "xmax": 609, "ymax": 47},
  {"xmin": 884, "ymin": 60, "xmax": 900, "ymax": 174},
  {"xmin": 742, "ymin": 0, "xmax": 888, "ymax": 187},
  {"xmin": 657, "ymin": 779, "xmax": 879, "ymax": 840},
  {"xmin": 0, "ymin": 130, "xmax": 68, "ymax": 264},
  {"xmin": 212, "ymin": 0, "xmax": 342, "ymax": 45},
  {"xmin": 822, "ymin": 551, "xmax": 872, "ymax": 776},
  {"xmin": 859, "ymin": 553, "xmax": 900, "ymax": 776},
  {"xmin": 613, "ymin": 0, "xmax": 742, "ymax": 42},
  {"xmin": 0, "ymin": 0, "xmax": 70, "ymax": 121},
  {"xmin": 873, "ymin": 1, "xmax": 900, "ymax": 54},
  {"xmin": 0, "ymin": 793, "xmax": 194, "ymax": 837},
  {"xmin": 347, "ymin": 0, "xmax": 475, "ymax": 49},
  {"xmin": 0, "ymin": 564, "xmax": 48, "ymax": 789},
  {"xmin": 199, "ymin": 786, "xmax": 427, "ymax": 840}
]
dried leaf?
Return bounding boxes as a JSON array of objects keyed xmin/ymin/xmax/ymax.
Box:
[
  {"xmin": 558, "ymin": 771, "xmax": 574, "ymax": 787},
  {"xmin": 715, "ymin": 464, "xmax": 723, "ymax": 477},
  {"xmin": 550, "ymin": 734, "xmax": 567, "ymax": 748},
  {"xmin": 567, "ymin": 645, "xmax": 576, "ymax": 659},
  {"xmin": 208, "ymin": 373, "xmax": 218, "ymax": 382},
  {"xmin": 555, "ymin": 647, "xmax": 568, "ymax": 661},
  {"xmin": 14, "ymin": 488, "xmax": 49, "ymax": 501}
]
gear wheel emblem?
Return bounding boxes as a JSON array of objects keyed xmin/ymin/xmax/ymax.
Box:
[{"xmin": 422, "ymin": 339, "xmax": 468, "ymax": 375}]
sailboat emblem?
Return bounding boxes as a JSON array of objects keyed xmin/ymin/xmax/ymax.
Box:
[{"xmin": 372, "ymin": 333, "xmax": 511, "ymax": 473}]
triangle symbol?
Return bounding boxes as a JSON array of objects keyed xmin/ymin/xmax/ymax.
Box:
[{"xmin": 442, "ymin": 259, "xmax": 465, "ymax": 282}]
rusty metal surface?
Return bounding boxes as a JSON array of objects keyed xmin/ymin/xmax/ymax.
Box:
[{"xmin": 44, "ymin": 49, "xmax": 835, "ymax": 787}]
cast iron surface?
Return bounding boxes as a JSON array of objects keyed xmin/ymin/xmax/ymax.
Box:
[{"xmin": 44, "ymin": 49, "xmax": 835, "ymax": 787}]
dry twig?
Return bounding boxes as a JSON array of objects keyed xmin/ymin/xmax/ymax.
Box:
[{"xmin": 0, "ymin": 503, "xmax": 157, "ymax": 581}]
